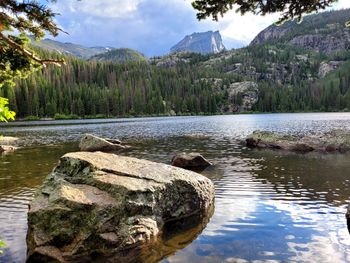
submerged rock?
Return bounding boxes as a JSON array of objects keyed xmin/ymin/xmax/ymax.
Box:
[
  {"xmin": 0, "ymin": 145, "xmax": 17, "ymax": 153},
  {"xmin": 79, "ymin": 134, "xmax": 127, "ymax": 152},
  {"xmin": 182, "ymin": 133, "xmax": 211, "ymax": 140},
  {"xmin": 0, "ymin": 136, "xmax": 19, "ymax": 153},
  {"xmin": 27, "ymin": 152, "xmax": 214, "ymax": 262},
  {"xmin": 172, "ymin": 153, "xmax": 212, "ymax": 169},
  {"xmin": 246, "ymin": 130, "xmax": 350, "ymax": 153}
]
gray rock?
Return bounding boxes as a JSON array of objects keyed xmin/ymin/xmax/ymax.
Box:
[
  {"xmin": 246, "ymin": 130, "xmax": 350, "ymax": 153},
  {"xmin": 318, "ymin": 61, "xmax": 343, "ymax": 78},
  {"xmin": 0, "ymin": 145, "xmax": 17, "ymax": 153},
  {"xmin": 0, "ymin": 136, "xmax": 19, "ymax": 153},
  {"xmin": 172, "ymin": 153, "xmax": 212, "ymax": 169},
  {"xmin": 250, "ymin": 25, "xmax": 291, "ymax": 46},
  {"xmin": 171, "ymin": 31, "xmax": 225, "ymax": 54},
  {"xmin": 27, "ymin": 152, "xmax": 215, "ymax": 262},
  {"xmin": 0, "ymin": 136, "xmax": 19, "ymax": 145},
  {"xmin": 289, "ymin": 32, "xmax": 350, "ymax": 54},
  {"xmin": 79, "ymin": 134, "xmax": 127, "ymax": 152},
  {"xmin": 250, "ymin": 11, "xmax": 350, "ymax": 54}
]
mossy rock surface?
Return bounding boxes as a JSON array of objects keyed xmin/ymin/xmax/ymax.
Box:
[
  {"xmin": 246, "ymin": 129, "xmax": 350, "ymax": 153},
  {"xmin": 27, "ymin": 152, "xmax": 215, "ymax": 262}
]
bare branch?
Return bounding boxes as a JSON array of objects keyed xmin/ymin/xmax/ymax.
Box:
[{"xmin": 0, "ymin": 32, "xmax": 65, "ymax": 67}]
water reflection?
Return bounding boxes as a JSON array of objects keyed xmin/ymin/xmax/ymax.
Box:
[
  {"xmin": 137, "ymin": 206, "xmax": 215, "ymax": 263},
  {"xmin": 0, "ymin": 144, "xmax": 78, "ymax": 262},
  {"xmin": 1, "ymin": 114, "xmax": 350, "ymax": 262}
]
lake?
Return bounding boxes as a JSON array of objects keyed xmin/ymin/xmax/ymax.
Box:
[{"xmin": 1, "ymin": 113, "xmax": 350, "ymax": 262}]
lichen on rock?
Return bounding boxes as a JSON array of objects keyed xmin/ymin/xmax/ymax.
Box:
[
  {"xmin": 246, "ymin": 129, "xmax": 350, "ymax": 153},
  {"xmin": 79, "ymin": 134, "xmax": 128, "ymax": 152},
  {"xmin": 27, "ymin": 152, "xmax": 215, "ymax": 262}
]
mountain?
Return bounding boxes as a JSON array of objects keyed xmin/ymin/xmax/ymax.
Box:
[
  {"xmin": 250, "ymin": 9, "xmax": 350, "ymax": 54},
  {"xmin": 30, "ymin": 38, "xmax": 112, "ymax": 59},
  {"xmin": 89, "ymin": 48, "xmax": 147, "ymax": 63},
  {"xmin": 170, "ymin": 31, "xmax": 226, "ymax": 54},
  {"xmin": 6, "ymin": 9, "xmax": 350, "ymax": 119}
]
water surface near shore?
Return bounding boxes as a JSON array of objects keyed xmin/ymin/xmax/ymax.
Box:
[{"xmin": 1, "ymin": 113, "xmax": 350, "ymax": 262}]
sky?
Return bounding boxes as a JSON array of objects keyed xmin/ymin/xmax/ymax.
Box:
[{"xmin": 47, "ymin": 0, "xmax": 350, "ymax": 57}]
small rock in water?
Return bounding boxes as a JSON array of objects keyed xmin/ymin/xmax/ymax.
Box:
[
  {"xmin": 0, "ymin": 145, "xmax": 17, "ymax": 153},
  {"xmin": 26, "ymin": 152, "xmax": 214, "ymax": 262},
  {"xmin": 79, "ymin": 134, "xmax": 127, "ymax": 152},
  {"xmin": 289, "ymin": 143, "xmax": 314, "ymax": 153},
  {"xmin": 172, "ymin": 153, "xmax": 212, "ymax": 169}
]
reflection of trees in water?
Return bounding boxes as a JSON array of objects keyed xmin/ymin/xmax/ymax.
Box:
[{"xmin": 0, "ymin": 143, "xmax": 78, "ymax": 197}]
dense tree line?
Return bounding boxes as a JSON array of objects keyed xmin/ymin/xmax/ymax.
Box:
[
  {"xmin": 1, "ymin": 53, "xmax": 237, "ymax": 118},
  {"xmin": 253, "ymin": 61, "xmax": 350, "ymax": 112},
  {"xmin": 2, "ymin": 41, "xmax": 350, "ymax": 119}
]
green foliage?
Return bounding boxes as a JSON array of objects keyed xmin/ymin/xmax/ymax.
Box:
[
  {"xmin": 0, "ymin": 1, "xmax": 65, "ymax": 123},
  {"xmin": 254, "ymin": 9, "xmax": 350, "ymax": 45},
  {"xmin": 3, "ymin": 6, "xmax": 350, "ymax": 118},
  {"xmin": 54, "ymin": 113, "xmax": 80, "ymax": 120},
  {"xmin": 0, "ymin": 97, "xmax": 16, "ymax": 122},
  {"xmin": 0, "ymin": 34, "xmax": 42, "ymax": 88},
  {"xmin": 192, "ymin": 0, "xmax": 337, "ymax": 23},
  {"xmin": 252, "ymin": 60, "xmax": 350, "ymax": 112},
  {"xmin": 10, "ymin": 50, "xmax": 234, "ymax": 118},
  {"xmin": 0, "ymin": 1, "xmax": 64, "ymax": 88},
  {"xmin": 0, "ymin": 239, "xmax": 6, "ymax": 254},
  {"xmin": 8, "ymin": 38, "xmax": 350, "ymax": 117},
  {"xmin": 24, "ymin": 115, "xmax": 41, "ymax": 121}
]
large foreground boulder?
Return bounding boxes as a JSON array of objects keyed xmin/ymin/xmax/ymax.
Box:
[
  {"xmin": 79, "ymin": 134, "xmax": 127, "ymax": 152},
  {"xmin": 27, "ymin": 152, "xmax": 215, "ymax": 262},
  {"xmin": 246, "ymin": 130, "xmax": 350, "ymax": 153}
]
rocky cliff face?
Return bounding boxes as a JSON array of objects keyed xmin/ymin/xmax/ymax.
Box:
[
  {"xmin": 250, "ymin": 9, "xmax": 350, "ymax": 54},
  {"xmin": 250, "ymin": 26, "xmax": 291, "ymax": 46},
  {"xmin": 288, "ymin": 30, "xmax": 350, "ymax": 54},
  {"xmin": 171, "ymin": 31, "xmax": 226, "ymax": 54}
]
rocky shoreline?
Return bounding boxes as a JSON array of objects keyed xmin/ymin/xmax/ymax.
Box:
[{"xmin": 246, "ymin": 129, "xmax": 350, "ymax": 153}]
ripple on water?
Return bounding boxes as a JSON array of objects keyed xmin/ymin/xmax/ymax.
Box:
[{"xmin": 1, "ymin": 114, "xmax": 350, "ymax": 262}]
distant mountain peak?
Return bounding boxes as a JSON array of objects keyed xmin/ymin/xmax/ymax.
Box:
[
  {"xmin": 89, "ymin": 48, "xmax": 147, "ymax": 63},
  {"xmin": 29, "ymin": 37, "xmax": 112, "ymax": 59},
  {"xmin": 171, "ymin": 31, "xmax": 226, "ymax": 54}
]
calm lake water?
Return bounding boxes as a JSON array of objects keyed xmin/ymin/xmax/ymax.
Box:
[{"xmin": 1, "ymin": 113, "xmax": 350, "ymax": 262}]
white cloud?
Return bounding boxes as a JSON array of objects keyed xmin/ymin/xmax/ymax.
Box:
[
  {"xmin": 48, "ymin": 0, "xmax": 350, "ymax": 55},
  {"xmin": 212, "ymin": 0, "xmax": 350, "ymax": 46},
  {"xmin": 333, "ymin": 0, "xmax": 350, "ymax": 10},
  {"xmin": 218, "ymin": 11, "xmax": 280, "ymax": 45},
  {"xmin": 52, "ymin": 0, "xmax": 141, "ymax": 18}
]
